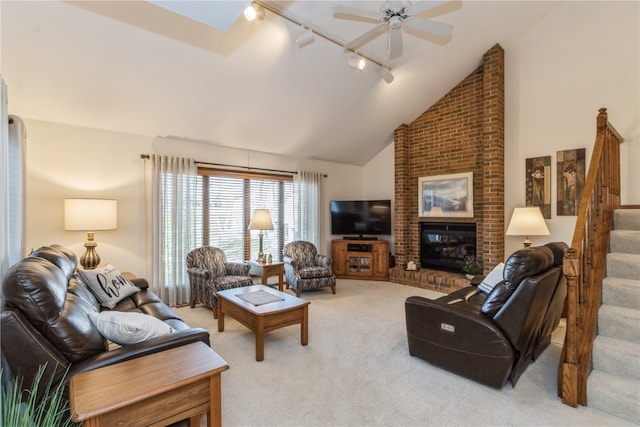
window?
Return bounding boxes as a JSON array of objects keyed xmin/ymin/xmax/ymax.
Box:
[{"xmin": 196, "ymin": 169, "xmax": 298, "ymax": 262}]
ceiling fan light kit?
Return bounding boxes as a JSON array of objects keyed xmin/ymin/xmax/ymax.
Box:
[{"xmin": 333, "ymin": 1, "xmax": 455, "ymax": 60}]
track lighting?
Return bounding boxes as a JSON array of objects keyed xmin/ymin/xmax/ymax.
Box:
[
  {"xmin": 380, "ymin": 67, "xmax": 394, "ymax": 84},
  {"xmin": 296, "ymin": 27, "xmax": 315, "ymax": 48},
  {"xmin": 348, "ymin": 54, "xmax": 366, "ymax": 71},
  {"xmin": 244, "ymin": 4, "xmax": 265, "ymax": 22}
]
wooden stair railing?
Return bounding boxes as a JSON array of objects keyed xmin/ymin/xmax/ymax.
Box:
[{"xmin": 558, "ymin": 108, "xmax": 624, "ymax": 407}]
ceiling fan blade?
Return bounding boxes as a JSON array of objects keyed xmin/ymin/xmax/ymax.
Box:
[
  {"xmin": 388, "ymin": 26, "xmax": 403, "ymax": 59},
  {"xmin": 406, "ymin": 1, "xmax": 448, "ymax": 16},
  {"xmin": 333, "ymin": 5, "xmax": 381, "ymax": 24},
  {"xmin": 404, "ymin": 17, "xmax": 453, "ymax": 38},
  {"xmin": 344, "ymin": 22, "xmax": 388, "ymax": 50}
]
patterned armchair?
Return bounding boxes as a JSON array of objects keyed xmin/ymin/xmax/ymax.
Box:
[
  {"xmin": 283, "ymin": 241, "xmax": 336, "ymax": 297},
  {"xmin": 186, "ymin": 246, "xmax": 253, "ymax": 318}
]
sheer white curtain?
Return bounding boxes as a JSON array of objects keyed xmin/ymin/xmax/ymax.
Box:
[
  {"xmin": 295, "ymin": 171, "xmax": 324, "ymax": 249},
  {"xmin": 145, "ymin": 155, "xmax": 198, "ymax": 307},
  {"xmin": 1, "ymin": 78, "xmax": 26, "ymax": 278}
]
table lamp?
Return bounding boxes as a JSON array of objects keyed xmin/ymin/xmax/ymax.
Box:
[
  {"xmin": 248, "ymin": 209, "xmax": 273, "ymax": 263},
  {"xmin": 64, "ymin": 199, "xmax": 117, "ymax": 269},
  {"xmin": 506, "ymin": 206, "xmax": 550, "ymax": 247}
]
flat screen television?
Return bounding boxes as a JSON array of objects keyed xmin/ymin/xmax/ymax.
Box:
[{"xmin": 330, "ymin": 200, "xmax": 392, "ymax": 238}]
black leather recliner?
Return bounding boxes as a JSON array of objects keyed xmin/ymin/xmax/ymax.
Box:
[
  {"xmin": 405, "ymin": 242, "xmax": 568, "ymax": 388},
  {"xmin": 1, "ymin": 245, "xmax": 210, "ymax": 405}
]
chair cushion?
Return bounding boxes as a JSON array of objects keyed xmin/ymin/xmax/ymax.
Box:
[
  {"xmin": 299, "ymin": 266, "xmax": 332, "ymax": 279},
  {"xmin": 78, "ymin": 265, "xmax": 140, "ymax": 309}
]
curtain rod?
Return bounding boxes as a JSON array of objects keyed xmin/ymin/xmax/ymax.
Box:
[{"xmin": 140, "ymin": 154, "xmax": 327, "ymax": 177}]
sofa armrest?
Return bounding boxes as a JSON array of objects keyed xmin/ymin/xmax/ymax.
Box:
[
  {"xmin": 67, "ymin": 327, "xmax": 210, "ymax": 378},
  {"xmin": 129, "ymin": 277, "xmax": 150, "ymax": 291},
  {"xmin": 1, "ymin": 309, "xmax": 71, "ymax": 403},
  {"xmin": 405, "ymin": 296, "xmax": 514, "ymax": 388}
]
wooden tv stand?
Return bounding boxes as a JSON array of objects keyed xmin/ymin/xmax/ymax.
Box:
[{"xmin": 331, "ymin": 239, "xmax": 389, "ymax": 281}]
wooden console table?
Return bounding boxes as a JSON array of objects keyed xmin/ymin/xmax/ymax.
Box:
[{"xmin": 69, "ymin": 342, "xmax": 229, "ymax": 427}]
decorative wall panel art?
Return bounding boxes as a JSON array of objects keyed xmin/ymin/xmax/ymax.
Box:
[{"xmin": 526, "ymin": 156, "xmax": 551, "ymax": 219}]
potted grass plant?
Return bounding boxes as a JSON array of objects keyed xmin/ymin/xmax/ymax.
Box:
[
  {"xmin": 462, "ymin": 255, "xmax": 483, "ymax": 280},
  {"xmin": 1, "ymin": 363, "xmax": 79, "ymax": 427}
]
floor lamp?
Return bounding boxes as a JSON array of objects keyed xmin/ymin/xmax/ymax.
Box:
[
  {"xmin": 248, "ymin": 209, "xmax": 274, "ymax": 263},
  {"xmin": 64, "ymin": 199, "xmax": 117, "ymax": 269}
]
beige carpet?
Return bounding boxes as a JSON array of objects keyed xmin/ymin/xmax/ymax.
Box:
[{"xmin": 175, "ymin": 279, "xmax": 633, "ymax": 426}]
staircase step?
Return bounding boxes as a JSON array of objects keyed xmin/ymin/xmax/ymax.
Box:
[
  {"xmin": 587, "ymin": 370, "xmax": 640, "ymax": 424},
  {"xmin": 598, "ymin": 304, "xmax": 640, "ymax": 343},
  {"xmin": 603, "ymin": 277, "xmax": 640, "ymax": 310},
  {"xmin": 607, "ymin": 252, "xmax": 640, "ymax": 281},
  {"xmin": 614, "ymin": 209, "xmax": 640, "ymax": 231},
  {"xmin": 593, "ymin": 335, "xmax": 640, "ymax": 380},
  {"xmin": 610, "ymin": 230, "xmax": 640, "ymax": 254}
]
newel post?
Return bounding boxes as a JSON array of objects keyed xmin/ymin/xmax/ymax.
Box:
[{"xmin": 561, "ymin": 247, "xmax": 580, "ymax": 406}]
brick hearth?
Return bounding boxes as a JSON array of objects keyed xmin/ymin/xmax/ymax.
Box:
[
  {"xmin": 389, "ymin": 267, "xmax": 471, "ymax": 294},
  {"xmin": 392, "ymin": 44, "xmax": 505, "ymax": 293}
]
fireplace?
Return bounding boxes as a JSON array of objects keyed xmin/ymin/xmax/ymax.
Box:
[{"xmin": 420, "ymin": 222, "xmax": 477, "ymax": 273}]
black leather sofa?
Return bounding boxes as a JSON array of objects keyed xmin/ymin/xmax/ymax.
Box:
[
  {"xmin": 1, "ymin": 245, "xmax": 210, "ymax": 404},
  {"xmin": 405, "ymin": 242, "xmax": 568, "ymax": 388}
]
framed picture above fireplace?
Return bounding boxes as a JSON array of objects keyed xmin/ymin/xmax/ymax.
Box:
[{"xmin": 418, "ymin": 172, "xmax": 474, "ymax": 218}]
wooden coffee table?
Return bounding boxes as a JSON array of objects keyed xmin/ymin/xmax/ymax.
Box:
[
  {"xmin": 217, "ymin": 284, "xmax": 310, "ymax": 361},
  {"xmin": 69, "ymin": 342, "xmax": 229, "ymax": 427}
]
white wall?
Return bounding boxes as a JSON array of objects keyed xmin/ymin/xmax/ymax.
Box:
[
  {"xmin": 503, "ymin": 1, "xmax": 639, "ymax": 256},
  {"xmin": 23, "ymin": 119, "xmax": 362, "ymax": 274}
]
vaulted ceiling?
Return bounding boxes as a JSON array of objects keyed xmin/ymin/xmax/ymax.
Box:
[{"xmin": 1, "ymin": 1, "xmax": 559, "ymax": 165}]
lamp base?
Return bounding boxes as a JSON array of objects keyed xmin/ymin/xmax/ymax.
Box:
[
  {"xmin": 80, "ymin": 232, "xmax": 101, "ymax": 269},
  {"xmin": 523, "ymin": 238, "xmax": 533, "ymax": 248}
]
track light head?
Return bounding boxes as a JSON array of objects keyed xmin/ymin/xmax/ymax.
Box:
[
  {"xmin": 380, "ymin": 67, "xmax": 394, "ymax": 83},
  {"xmin": 244, "ymin": 4, "xmax": 265, "ymax": 21},
  {"xmin": 296, "ymin": 28, "xmax": 315, "ymax": 48},
  {"xmin": 348, "ymin": 54, "xmax": 366, "ymax": 71}
]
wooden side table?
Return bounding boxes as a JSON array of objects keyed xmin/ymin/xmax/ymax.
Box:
[
  {"xmin": 69, "ymin": 342, "xmax": 229, "ymax": 427},
  {"xmin": 248, "ymin": 260, "xmax": 285, "ymax": 291}
]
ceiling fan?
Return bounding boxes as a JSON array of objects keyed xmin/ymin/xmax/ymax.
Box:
[{"xmin": 333, "ymin": 1, "xmax": 454, "ymax": 59}]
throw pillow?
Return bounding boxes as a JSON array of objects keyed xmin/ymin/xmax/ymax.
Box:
[
  {"xmin": 87, "ymin": 311, "xmax": 174, "ymax": 345},
  {"xmin": 78, "ymin": 264, "xmax": 140, "ymax": 309},
  {"xmin": 477, "ymin": 262, "xmax": 505, "ymax": 294}
]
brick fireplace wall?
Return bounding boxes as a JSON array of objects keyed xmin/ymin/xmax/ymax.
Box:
[{"xmin": 391, "ymin": 44, "xmax": 505, "ymax": 293}]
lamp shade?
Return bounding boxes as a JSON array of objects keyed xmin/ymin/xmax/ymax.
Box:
[
  {"xmin": 506, "ymin": 207, "xmax": 549, "ymax": 247},
  {"xmin": 64, "ymin": 199, "xmax": 117, "ymax": 231},
  {"xmin": 248, "ymin": 209, "xmax": 274, "ymax": 230}
]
